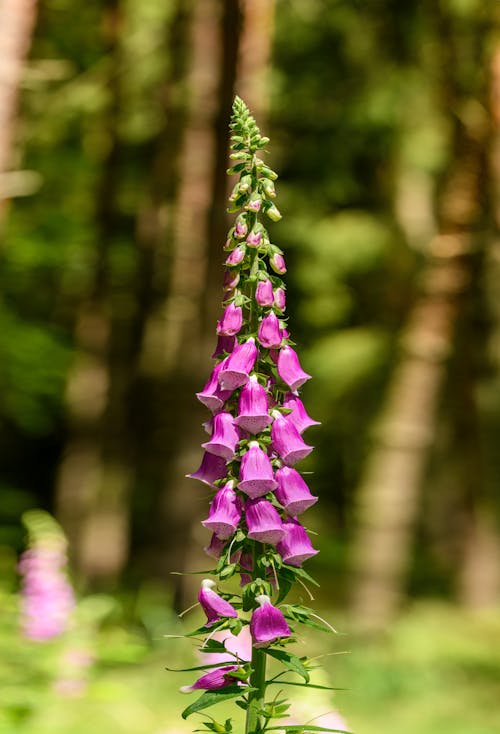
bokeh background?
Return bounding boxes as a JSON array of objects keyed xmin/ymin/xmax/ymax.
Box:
[{"xmin": 1, "ymin": 0, "xmax": 500, "ymax": 732}]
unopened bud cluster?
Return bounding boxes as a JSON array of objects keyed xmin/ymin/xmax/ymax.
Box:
[{"xmin": 184, "ymin": 98, "xmax": 321, "ymax": 698}]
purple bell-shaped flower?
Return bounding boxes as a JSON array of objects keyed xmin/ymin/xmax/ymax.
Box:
[
  {"xmin": 274, "ymin": 466, "xmax": 318, "ymax": 515},
  {"xmin": 255, "ymin": 279, "xmax": 274, "ymax": 307},
  {"xmin": 202, "ymin": 481, "xmax": 242, "ymax": 539},
  {"xmin": 234, "ymin": 375, "xmax": 272, "ymax": 434},
  {"xmin": 186, "ymin": 452, "xmax": 227, "ymax": 487},
  {"xmin": 277, "ymin": 345, "xmax": 311, "ymax": 392},
  {"xmin": 276, "ymin": 518, "xmax": 319, "ymax": 566},
  {"xmin": 180, "ymin": 665, "xmax": 242, "ymax": 693},
  {"xmin": 217, "ymin": 302, "xmax": 243, "ymax": 337},
  {"xmin": 282, "ymin": 394, "xmax": 320, "ymax": 433},
  {"xmin": 258, "ymin": 311, "xmax": 282, "ymax": 349},
  {"xmin": 212, "ymin": 334, "xmax": 236, "ymax": 358},
  {"xmin": 245, "ymin": 497, "xmax": 284, "ymax": 545},
  {"xmin": 249, "ymin": 594, "xmax": 291, "ymax": 647},
  {"xmin": 198, "ymin": 579, "xmax": 238, "ymax": 627},
  {"xmin": 196, "ymin": 360, "xmax": 232, "ymax": 413},
  {"xmin": 238, "ymin": 441, "xmax": 278, "ymax": 498},
  {"xmin": 270, "ymin": 411, "xmax": 313, "ymax": 466},
  {"xmin": 202, "ymin": 412, "xmax": 240, "ymax": 461},
  {"xmin": 204, "ymin": 533, "xmax": 227, "ymax": 559},
  {"xmin": 218, "ymin": 338, "xmax": 258, "ymax": 391}
]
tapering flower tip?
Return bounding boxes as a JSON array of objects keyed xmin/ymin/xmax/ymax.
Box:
[
  {"xmin": 204, "ymin": 533, "xmax": 226, "ymax": 559},
  {"xmin": 202, "ymin": 412, "xmax": 240, "ymax": 460},
  {"xmin": 196, "ymin": 360, "xmax": 232, "ymax": 413},
  {"xmin": 258, "ymin": 311, "xmax": 282, "ymax": 349},
  {"xmin": 282, "ymin": 394, "xmax": 320, "ymax": 433},
  {"xmin": 270, "ymin": 411, "xmax": 313, "ymax": 466},
  {"xmin": 238, "ymin": 440, "xmax": 278, "ymax": 498},
  {"xmin": 218, "ymin": 338, "xmax": 258, "ymax": 391},
  {"xmin": 246, "ymin": 229, "xmax": 262, "ymax": 248},
  {"xmin": 270, "ymin": 253, "xmax": 287, "ymax": 274},
  {"xmin": 202, "ymin": 481, "xmax": 242, "ymax": 539},
  {"xmin": 186, "ymin": 451, "xmax": 227, "ymax": 487},
  {"xmin": 277, "ymin": 345, "xmax": 311, "ymax": 392},
  {"xmin": 212, "ymin": 334, "xmax": 236, "ymax": 359},
  {"xmin": 180, "ymin": 665, "xmax": 241, "ymax": 693},
  {"xmin": 234, "ymin": 216, "xmax": 248, "ymax": 238},
  {"xmin": 216, "ymin": 302, "xmax": 243, "ymax": 337},
  {"xmin": 274, "ymin": 466, "xmax": 318, "ymax": 515},
  {"xmin": 273, "ymin": 287, "xmax": 286, "ymax": 311},
  {"xmin": 245, "ymin": 497, "xmax": 285, "ymax": 545},
  {"xmin": 198, "ymin": 579, "xmax": 238, "ymax": 627},
  {"xmin": 234, "ymin": 375, "xmax": 272, "ymax": 434},
  {"xmin": 276, "ymin": 518, "xmax": 319, "ymax": 566},
  {"xmin": 250, "ymin": 594, "xmax": 292, "ymax": 648},
  {"xmin": 255, "ymin": 279, "xmax": 274, "ymax": 307},
  {"xmin": 226, "ymin": 244, "xmax": 246, "ymax": 266}
]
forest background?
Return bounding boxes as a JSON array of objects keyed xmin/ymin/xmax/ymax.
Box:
[{"xmin": 1, "ymin": 1, "xmax": 500, "ymax": 733}]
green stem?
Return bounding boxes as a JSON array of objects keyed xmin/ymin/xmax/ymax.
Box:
[{"xmin": 245, "ymin": 645, "xmax": 267, "ymax": 734}]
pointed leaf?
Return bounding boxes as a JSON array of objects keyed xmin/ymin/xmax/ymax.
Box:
[
  {"xmin": 182, "ymin": 686, "xmax": 255, "ymax": 719},
  {"xmin": 264, "ymin": 649, "xmax": 310, "ymax": 683}
]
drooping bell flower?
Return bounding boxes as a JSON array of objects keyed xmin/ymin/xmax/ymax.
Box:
[
  {"xmin": 186, "ymin": 451, "xmax": 227, "ymax": 487},
  {"xmin": 282, "ymin": 394, "xmax": 320, "ymax": 434},
  {"xmin": 270, "ymin": 252, "xmax": 286, "ymax": 274},
  {"xmin": 198, "ymin": 579, "xmax": 238, "ymax": 627},
  {"xmin": 217, "ymin": 302, "xmax": 243, "ymax": 337},
  {"xmin": 277, "ymin": 345, "xmax": 311, "ymax": 392},
  {"xmin": 234, "ymin": 375, "xmax": 272, "ymax": 434},
  {"xmin": 238, "ymin": 441, "xmax": 277, "ymax": 498},
  {"xmin": 250, "ymin": 594, "xmax": 291, "ymax": 648},
  {"xmin": 196, "ymin": 360, "xmax": 232, "ymax": 413},
  {"xmin": 204, "ymin": 533, "xmax": 227, "ymax": 559},
  {"xmin": 226, "ymin": 244, "xmax": 246, "ymax": 266},
  {"xmin": 276, "ymin": 518, "xmax": 319, "ymax": 566},
  {"xmin": 218, "ymin": 338, "xmax": 258, "ymax": 391},
  {"xmin": 245, "ymin": 497, "xmax": 284, "ymax": 545},
  {"xmin": 202, "ymin": 481, "xmax": 242, "ymax": 539},
  {"xmin": 212, "ymin": 334, "xmax": 236, "ymax": 358},
  {"xmin": 180, "ymin": 665, "xmax": 243, "ymax": 693},
  {"xmin": 255, "ymin": 279, "xmax": 274, "ymax": 307},
  {"xmin": 274, "ymin": 466, "xmax": 318, "ymax": 515},
  {"xmin": 271, "ymin": 411, "xmax": 313, "ymax": 466},
  {"xmin": 257, "ymin": 311, "xmax": 282, "ymax": 349},
  {"xmin": 273, "ymin": 287, "xmax": 286, "ymax": 311},
  {"xmin": 202, "ymin": 412, "xmax": 240, "ymax": 460}
]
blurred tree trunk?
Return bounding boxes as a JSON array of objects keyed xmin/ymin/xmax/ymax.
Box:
[
  {"xmin": 0, "ymin": 0, "xmax": 38, "ymax": 216},
  {"xmin": 348, "ymin": 7, "xmax": 490, "ymax": 629},
  {"xmin": 457, "ymin": 41, "xmax": 500, "ymax": 608},
  {"xmin": 55, "ymin": 0, "xmax": 128, "ymax": 586}
]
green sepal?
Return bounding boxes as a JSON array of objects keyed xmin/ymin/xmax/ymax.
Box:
[
  {"xmin": 182, "ymin": 685, "xmax": 256, "ymax": 719},
  {"xmin": 264, "ymin": 648, "xmax": 310, "ymax": 683},
  {"xmin": 226, "ymin": 163, "xmax": 247, "ymax": 174}
]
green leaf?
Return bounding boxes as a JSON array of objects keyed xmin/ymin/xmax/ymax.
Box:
[
  {"xmin": 266, "ymin": 727, "xmax": 351, "ymax": 733},
  {"xmin": 182, "ymin": 686, "xmax": 255, "ymax": 719},
  {"xmin": 264, "ymin": 649, "xmax": 310, "ymax": 683},
  {"xmin": 266, "ymin": 680, "xmax": 346, "ymax": 691}
]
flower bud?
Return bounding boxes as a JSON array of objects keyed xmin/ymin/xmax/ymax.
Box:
[
  {"xmin": 245, "ymin": 193, "xmax": 262, "ymax": 212},
  {"xmin": 223, "ymin": 269, "xmax": 240, "ymax": 292},
  {"xmin": 255, "ymin": 279, "xmax": 274, "ymax": 307},
  {"xmin": 269, "ymin": 253, "xmax": 286, "ymax": 274},
  {"xmin": 258, "ymin": 311, "xmax": 282, "ymax": 349},
  {"xmin": 216, "ymin": 302, "xmax": 243, "ymax": 337},
  {"xmin": 226, "ymin": 245, "xmax": 246, "ymax": 266},
  {"xmin": 261, "ymin": 178, "xmax": 276, "ymax": 198},
  {"xmin": 234, "ymin": 216, "xmax": 248, "ymax": 238},
  {"xmin": 273, "ymin": 287, "xmax": 286, "ymax": 311},
  {"xmin": 246, "ymin": 230, "xmax": 262, "ymax": 248},
  {"xmin": 266, "ymin": 203, "xmax": 282, "ymax": 222}
]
